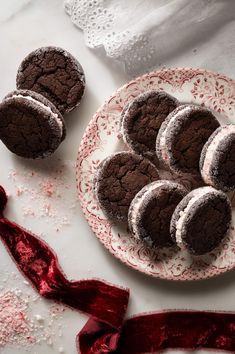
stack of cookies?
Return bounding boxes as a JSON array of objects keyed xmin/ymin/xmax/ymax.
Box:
[
  {"xmin": 0, "ymin": 47, "xmax": 85, "ymax": 158},
  {"xmin": 95, "ymin": 90, "xmax": 233, "ymax": 256}
]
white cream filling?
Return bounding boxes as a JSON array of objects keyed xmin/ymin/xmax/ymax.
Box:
[
  {"xmin": 130, "ymin": 181, "xmax": 167, "ymax": 241},
  {"xmin": 201, "ymin": 125, "xmax": 235, "ymax": 185},
  {"xmin": 120, "ymin": 116, "xmax": 128, "ymax": 145},
  {"xmin": 120, "ymin": 105, "xmax": 131, "ymax": 145},
  {"xmin": 175, "ymin": 186, "xmax": 215, "ymax": 245},
  {"xmin": 159, "ymin": 106, "xmax": 193, "ymax": 164},
  {"xmin": 11, "ymin": 94, "xmax": 63, "ymax": 136}
]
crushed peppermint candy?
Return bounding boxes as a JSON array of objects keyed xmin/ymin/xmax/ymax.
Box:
[
  {"xmin": 8, "ymin": 159, "xmax": 78, "ymax": 232},
  {"xmin": 0, "ymin": 290, "xmax": 35, "ymax": 348},
  {"xmin": 0, "ymin": 282, "xmax": 66, "ymax": 351}
]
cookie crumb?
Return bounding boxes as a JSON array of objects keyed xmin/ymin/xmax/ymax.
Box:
[{"xmin": 35, "ymin": 314, "xmax": 44, "ymax": 323}]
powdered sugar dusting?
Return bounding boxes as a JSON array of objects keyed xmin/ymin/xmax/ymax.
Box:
[{"xmin": 8, "ymin": 159, "xmax": 78, "ymax": 232}]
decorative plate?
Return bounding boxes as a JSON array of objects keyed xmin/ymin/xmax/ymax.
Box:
[{"xmin": 76, "ymin": 68, "xmax": 235, "ymax": 281}]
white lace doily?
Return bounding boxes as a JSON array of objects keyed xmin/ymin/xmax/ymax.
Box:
[{"xmin": 64, "ymin": 0, "xmax": 235, "ymax": 78}]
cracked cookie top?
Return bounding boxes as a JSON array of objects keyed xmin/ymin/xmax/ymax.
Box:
[
  {"xmin": 94, "ymin": 151, "xmax": 160, "ymax": 222},
  {"xmin": 128, "ymin": 180, "xmax": 187, "ymax": 248},
  {"xmin": 121, "ymin": 90, "xmax": 178, "ymax": 163},
  {"xmin": 170, "ymin": 187, "xmax": 232, "ymax": 255},
  {"xmin": 0, "ymin": 89, "xmax": 66, "ymax": 159},
  {"xmin": 16, "ymin": 46, "xmax": 85, "ymax": 114},
  {"xmin": 156, "ymin": 105, "xmax": 220, "ymax": 175}
]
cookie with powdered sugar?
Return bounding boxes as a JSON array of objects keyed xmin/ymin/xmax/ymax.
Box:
[
  {"xmin": 170, "ymin": 186, "xmax": 231, "ymax": 255},
  {"xmin": 16, "ymin": 46, "xmax": 85, "ymax": 114},
  {"xmin": 120, "ymin": 90, "xmax": 178, "ymax": 163},
  {"xmin": 128, "ymin": 180, "xmax": 187, "ymax": 248},
  {"xmin": 200, "ymin": 125, "xmax": 235, "ymax": 191},
  {"xmin": 94, "ymin": 151, "xmax": 160, "ymax": 222},
  {"xmin": 156, "ymin": 104, "xmax": 220, "ymax": 175},
  {"xmin": 0, "ymin": 89, "xmax": 66, "ymax": 159}
]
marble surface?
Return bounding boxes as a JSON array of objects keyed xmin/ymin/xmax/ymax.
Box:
[{"xmin": 0, "ymin": 1, "xmax": 234, "ymax": 353}]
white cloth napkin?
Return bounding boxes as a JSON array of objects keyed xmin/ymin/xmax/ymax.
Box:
[{"xmin": 65, "ymin": 0, "xmax": 235, "ymax": 78}]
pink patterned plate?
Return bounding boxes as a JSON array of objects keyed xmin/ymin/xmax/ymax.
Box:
[{"xmin": 76, "ymin": 68, "xmax": 235, "ymax": 281}]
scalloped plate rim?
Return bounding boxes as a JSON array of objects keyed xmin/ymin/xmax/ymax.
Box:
[{"xmin": 76, "ymin": 67, "xmax": 235, "ymax": 281}]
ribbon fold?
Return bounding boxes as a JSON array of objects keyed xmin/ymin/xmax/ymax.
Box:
[{"xmin": 0, "ymin": 185, "xmax": 234, "ymax": 353}]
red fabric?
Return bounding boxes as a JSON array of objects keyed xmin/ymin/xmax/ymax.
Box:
[
  {"xmin": 114, "ymin": 311, "xmax": 235, "ymax": 353},
  {"xmin": 0, "ymin": 185, "xmax": 234, "ymax": 353},
  {"xmin": 0, "ymin": 186, "xmax": 128, "ymax": 330},
  {"xmin": 78, "ymin": 312, "xmax": 235, "ymax": 354}
]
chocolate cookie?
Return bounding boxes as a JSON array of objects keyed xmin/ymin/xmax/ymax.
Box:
[
  {"xmin": 170, "ymin": 186, "xmax": 231, "ymax": 255},
  {"xmin": 94, "ymin": 152, "xmax": 160, "ymax": 222},
  {"xmin": 200, "ymin": 125, "xmax": 235, "ymax": 191},
  {"xmin": 16, "ymin": 46, "xmax": 85, "ymax": 114},
  {"xmin": 0, "ymin": 89, "xmax": 66, "ymax": 159},
  {"xmin": 156, "ymin": 104, "xmax": 220, "ymax": 175},
  {"xmin": 120, "ymin": 91, "xmax": 178, "ymax": 162},
  {"xmin": 128, "ymin": 180, "xmax": 187, "ymax": 248}
]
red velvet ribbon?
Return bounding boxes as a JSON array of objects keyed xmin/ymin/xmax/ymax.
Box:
[{"xmin": 0, "ymin": 185, "xmax": 234, "ymax": 353}]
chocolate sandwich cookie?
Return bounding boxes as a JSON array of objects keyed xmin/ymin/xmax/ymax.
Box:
[
  {"xmin": 16, "ymin": 46, "xmax": 85, "ymax": 114},
  {"xmin": 121, "ymin": 91, "xmax": 178, "ymax": 162},
  {"xmin": 200, "ymin": 125, "xmax": 235, "ymax": 191},
  {"xmin": 94, "ymin": 151, "xmax": 160, "ymax": 222},
  {"xmin": 156, "ymin": 104, "xmax": 220, "ymax": 175},
  {"xmin": 0, "ymin": 89, "xmax": 66, "ymax": 159},
  {"xmin": 170, "ymin": 186, "xmax": 231, "ymax": 255},
  {"xmin": 128, "ymin": 180, "xmax": 187, "ymax": 248}
]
